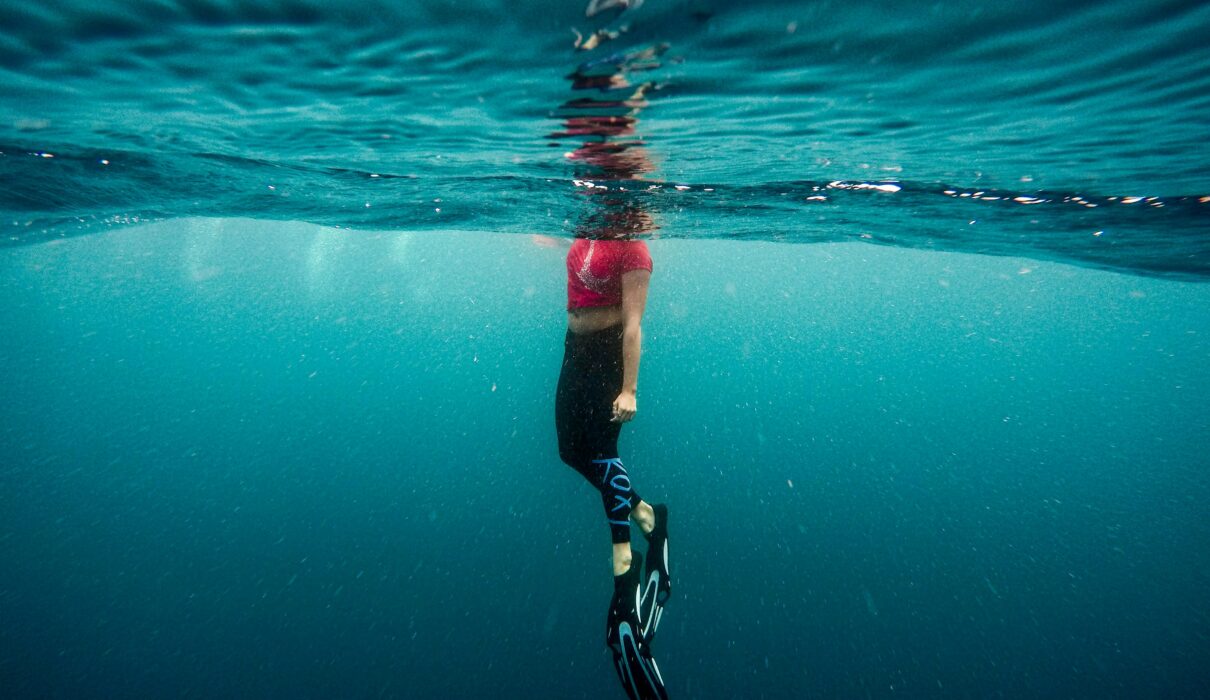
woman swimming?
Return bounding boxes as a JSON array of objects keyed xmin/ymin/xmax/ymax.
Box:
[
  {"xmin": 556, "ymin": 235, "xmax": 670, "ymax": 699},
  {"xmin": 552, "ymin": 9, "xmax": 673, "ymax": 693}
]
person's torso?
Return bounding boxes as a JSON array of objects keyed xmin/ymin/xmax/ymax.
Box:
[{"xmin": 566, "ymin": 239, "xmax": 652, "ymax": 310}]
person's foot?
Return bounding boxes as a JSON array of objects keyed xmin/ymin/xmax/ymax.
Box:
[
  {"xmin": 607, "ymin": 557, "xmax": 668, "ymax": 700},
  {"xmin": 642, "ymin": 503, "xmax": 666, "ymax": 544},
  {"xmin": 631, "ymin": 501, "xmax": 656, "ymax": 535},
  {"xmin": 612, "ymin": 542, "xmax": 633, "ymax": 576}
]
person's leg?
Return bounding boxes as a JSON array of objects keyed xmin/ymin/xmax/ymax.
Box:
[
  {"xmin": 610, "ymin": 499, "xmax": 655, "ymax": 576},
  {"xmin": 556, "ymin": 326, "xmax": 649, "ymax": 574},
  {"xmin": 614, "ymin": 499, "xmax": 655, "ymax": 575},
  {"xmin": 556, "ymin": 328, "xmax": 669, "ymax": 695},
  {"xmin": 591, "ymin": 454, "xmax": 642, "ymax": 575}
]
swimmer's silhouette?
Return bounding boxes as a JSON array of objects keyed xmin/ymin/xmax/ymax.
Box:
[{"xmin": 549, "ymin": 9, "xmax": 671, "ymax": 699}]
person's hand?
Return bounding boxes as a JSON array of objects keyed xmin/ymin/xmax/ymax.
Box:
[{"xmin": 611, "ymin": 391, "xmax": 637, "ymax": 423}]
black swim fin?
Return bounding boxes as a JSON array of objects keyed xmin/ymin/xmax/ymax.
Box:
[
  {"xmin": 607, "ymin": 555, "xmax": 668, "ymax": 700},
  {"xmin": 639, "ymin": 504, "xmax": 671, "ymax": 644}
]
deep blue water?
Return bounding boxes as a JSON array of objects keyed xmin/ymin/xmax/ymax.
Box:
[
  {"xmin": 1, "ymin": 1, "xmax": 1209, "ymax": 698},
  {"xmin": 3, "ymin": 222, "xmax": 1209, "ymax": 698}
]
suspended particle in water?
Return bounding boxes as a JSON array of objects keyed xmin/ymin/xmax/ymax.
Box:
[{"xmin": 862, "ymin": 588, "xmax": 879, "ymax": 616}]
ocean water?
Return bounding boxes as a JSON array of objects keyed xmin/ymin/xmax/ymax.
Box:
[{"xmin": 1, "ymin": 1, "xmax": 1208, "ymax": 698}]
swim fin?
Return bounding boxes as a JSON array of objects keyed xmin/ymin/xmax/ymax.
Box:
[
  {"xmin": 639, "ymin": 503, "xmax": 670, "ymax": 643},
  {"xmin": 607, "ymin": 555, "xmax": 668, "ymax": 700}
]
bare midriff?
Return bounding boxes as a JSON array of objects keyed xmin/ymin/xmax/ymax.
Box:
[{"xmin": 567, "ymin": 304, "xmax": 623, "ymax": 334}]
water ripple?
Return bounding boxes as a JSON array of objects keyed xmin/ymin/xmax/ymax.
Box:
[{"xmin": 0, "ymin": 0, "xmax": 1207, "ymax": 277}]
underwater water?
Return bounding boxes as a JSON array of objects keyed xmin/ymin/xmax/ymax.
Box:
[{"xmin": 1, "ymin": 0, "xmax": 1209, "ymax": 698}]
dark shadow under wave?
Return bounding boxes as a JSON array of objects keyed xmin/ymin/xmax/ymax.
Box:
[{"xmin": 2, "ymin": 144, "xmax": 1206, "ymax": 280}]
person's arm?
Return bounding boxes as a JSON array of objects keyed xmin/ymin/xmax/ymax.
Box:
[{"xmin": 612, "ymin": 268, "xmax": 650, "ymax": 423}]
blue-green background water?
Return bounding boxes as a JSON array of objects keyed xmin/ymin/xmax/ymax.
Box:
[
  {"xmin": 3, "ymin": 221, "xmax": 1208, "ymax": 697},
  {"xmin": 2, "ymin": 0, "xmax": 1210, "ymax": 697}
]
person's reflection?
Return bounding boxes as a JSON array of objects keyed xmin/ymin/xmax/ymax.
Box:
[{"xmin": 548, "ymin": 32, "xmax": 671, "ymax": 700}]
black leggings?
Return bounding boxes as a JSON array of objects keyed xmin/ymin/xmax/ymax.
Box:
[{"xmin": 556, "ymin": 324, "xmax": 642, "ymax": 544}]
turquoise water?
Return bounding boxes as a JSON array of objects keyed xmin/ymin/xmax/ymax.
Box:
[
  {"xmin": 2, "ymin": 0, "xmax": 1209, "ymax": 275},
  {"xmin": 2, "ymin": 1, "xmax": 1209, "ymax": 698}
]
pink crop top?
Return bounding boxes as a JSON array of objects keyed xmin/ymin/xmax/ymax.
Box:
[{"xmin": 566, "ymin": 239, "xmax": 653, "ymax": 310}]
